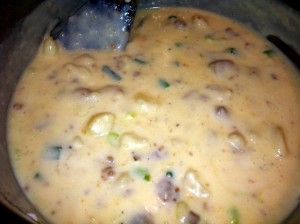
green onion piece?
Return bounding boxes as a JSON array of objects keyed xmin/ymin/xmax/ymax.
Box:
[
  {"xmin": 228, "ymin": 207, "xmax": 240, "ymax": 224},
  {"xmin": 226, "ymin": 47, "xmax": 238, "ymax": 55},
  {"xmin": 134, "ymin": 58, "xmax": 147, "ymax": 65},
  {"xmin": 102, "ymin": 65, "xmax": 122, "ymax": 81},
  {"xmin": 44, "ymin": 145, "xmax": 62, "ymax": 160},
  {"xmin": 144, "ymin": 174, "xmax": 151, "ymax": 181},
  {"xmin": 126, "ymin": 111, "xmax": 137, "ymax": 120},
  {"xmin": 134, "ymin": 167, "xmax": 151, "ymax": 181},
  {"xmin": 166, "ymin": 171, "xmax": 174, "ymax": 178},
  {"xmin": 263, "ymin": 49, "xmax": 275, "ymax": 57},
  {"xmin": 175, "ymin": 42, "xmax": 183, "ymax": 48},
  {"xmin": 159, "ymin": 79, "xmax": 171, "ymax": 89},
  {"xmin": 34, "ymin": 172, "xmax": 43, "ymax": 181},
  {"xmin": 107, "ymin": 132, "xmax": 120, "ymax": 147}
]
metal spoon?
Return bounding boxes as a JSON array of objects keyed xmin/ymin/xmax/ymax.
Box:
[{"xmin": 50, "ymin": 0, "xmax": 137, "ymax": 51}]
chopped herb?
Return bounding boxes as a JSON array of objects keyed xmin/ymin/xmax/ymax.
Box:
[
  {"xmin": 107, "ymin": 132, "xmax": 120, "ymax": 147},
  {"xmin": 166, "ymin": 171, "xmax": 174, "ymax": 178},
  {"xmin": 263, "ymin": 49, "xmax": 275, "ymax": 57},
  {"xmin": 34, "ymin": 172, "xmax": 43, "ymax": 181},
  {"xmin": 134, "ymin": 167, "xmax": 151, "ymax": 181},
  {"xmin": 144, "ymin": 174, "xmax": 151, "ymax": 181},
  {"xmin": 175, "ymin": 42, "xmax": 183, "ymax": 48},
  {"xmin": 126, "ymin": 111, "xmax": 137, "ymax": 120},
  {"xmin": 44, "ymin": 145, "xmax": 62, "ymax": 160},
  {"xmin": 159, "ymin": 79, "xmax": 171, "ymax": 89},
  {"xmin": 228, "ymin": 207, "xmax": 240, "ymax": 224},
  {"xmin": 102, "ymin": 65, "xmax": 122, "ymax": 81},
  {"xmin": 133, "ymin": 58, "xmax": 147, "ymax": 65},
  {"xmin": 225, "ymin": 47, "xmax": 238, "ymax": 55}
]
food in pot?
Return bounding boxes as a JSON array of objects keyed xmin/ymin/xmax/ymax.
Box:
[{"xmin": 7, "ymin": 8, "xmax": 300, "ymax": 224}]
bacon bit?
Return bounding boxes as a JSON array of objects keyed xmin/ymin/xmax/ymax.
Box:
[
  {"xmin": 101, "ymin": 166, "xmax": 115, "ymax": 181},
  {"xmin": 106, "ymin": 155, "xmax": 114, "ymax": 164},
  {"xmin": 215, "ymin": 106, "xmax": 230, "ymax": 120},
  {"xmin": 13, "ymin": 103, "xmax": 24, "ymax": 110},
  {"xmin": 156, "ymin": 176, "xmax": 180, "ymax": 202},
  {"xmin": 225, "ymin": 27, "xmax": 239, "ymax": 37},
  {"xmin": 74, "ymin": 87, "xmax": 93, "ymax": 96},
  {"xmin": 133, "ymin": 71, "xmax": 141, "ymax": 77},
  {"xmin": 167, "ymin": 15, "xmax": 187, "ymax": 29},
  {"xmin": 132, "ymin": 152, "xmax": 141, "ymax": 161},
  {"xmin": 271, "ymin": 73, "xmax": 278, "ymax": 80}
]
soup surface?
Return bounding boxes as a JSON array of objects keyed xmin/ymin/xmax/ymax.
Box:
[{"xmin": 8, "ymin": 8, "xmax": 300, "ymax": 224}]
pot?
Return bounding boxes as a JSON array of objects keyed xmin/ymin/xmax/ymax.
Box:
[{"xmin": 0, "ymin": 0, "xmax": 299, "ymax": 223}]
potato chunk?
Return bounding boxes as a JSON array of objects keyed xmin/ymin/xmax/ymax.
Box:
[
  {"xmin": 182, "ymin": 169, "xmax": 209, "ymax": 198},
  {"xmin": 83, "ymin": 113, "xmax": 115, "ymax": 136},
  {"xmin": 121, "ymin": 133, "xmax": 149, "ymax": 151},
  {"xmin": 74, "ymin": 54, "xmax": 95, "ymax": 67},
  {"xmin": 134, "ymin": 92, "xmax": 159, "ymax": 113}
]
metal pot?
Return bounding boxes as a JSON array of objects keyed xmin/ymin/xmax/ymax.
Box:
[{"xmin": 0, "ymin": 0, "xmax": 299, "ymax": 223}]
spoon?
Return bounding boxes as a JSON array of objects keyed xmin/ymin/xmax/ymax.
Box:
[{"xmin": 50, "ymin": 0, "xmax": 137, "ymax": 51}]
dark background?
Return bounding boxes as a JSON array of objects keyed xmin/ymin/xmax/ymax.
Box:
[{"xmin": 0, "ymin": 0, "xmax": 299, "ymax": 223}]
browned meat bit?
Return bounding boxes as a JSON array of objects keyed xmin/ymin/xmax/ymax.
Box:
[
  {"xmin": 215, "ymin": 106, "xmax": 230, "ymax": 120},
  {"xmin": 101, "ymin": 155, "xmax": 115, "ymax": 181},
  {"xmin": 185, "ymin": 211, "xmax": 201, "ymax": 224},
  {"xmin": 247, "ymin": 67, "xmax": 260, "ymax": 77},
  {"xmin": 156, "ymin": 176, "xmax": 180, "ymax": 202},
  {"xmin": 12, "ymin": 103, "xmax": 24, "ymax": 110},
  {"xmin": 47, "ymin": 72, "xmax": 58, "ymax": 80},
  {"xmin": 73, "ymin": 87, "xmax": 94, "ymax": 96},
  {"xmin": 129, "ymin": 213, "xmax": 154, "ymax": 224},
  {"xmin": 113, "ymin": 55, "xmax": 132, "ymax": 70},
  {"xmin": 131, "ymin": 152, "xmax": 141, "ymax": 161},
  {"xmin": 101, "ymin": 166, "xmax": 115, "ymax": 181},
  {"xmin": 191, "ymin": 14, "xmax": 208, "ymax": 29},
  {"xmin": 98, "ymin": 85, "xmax": 124, "ymax": 96},
  {"xmin": 167, "ymin": 15, "xmax": 187, "ymax": 29},
  {"xmin": 149, "ymin": 146, "xmax": 168, "ymax": 160},
  {"xmin": 270, "ymin": 73, "xmax": 278, "ymax": 80},
  {"xmin": 209, "ymin": 59, "xmax": 238, "ymax": 79},
  {"xmin": 176, "ymin": 201, "xmax": 201, "ymax": 224},
  {"xmin": 106, "ymin": 155, "xmax": 114, "ymax": 163},
  {"xmin": 224, "ymin": 27, "xmax": 239, "ymax": 38}
]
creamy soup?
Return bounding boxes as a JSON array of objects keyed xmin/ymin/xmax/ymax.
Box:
[{"xmin": 8, "ymin": 8, "xmax": 300, "ymax": 224}]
